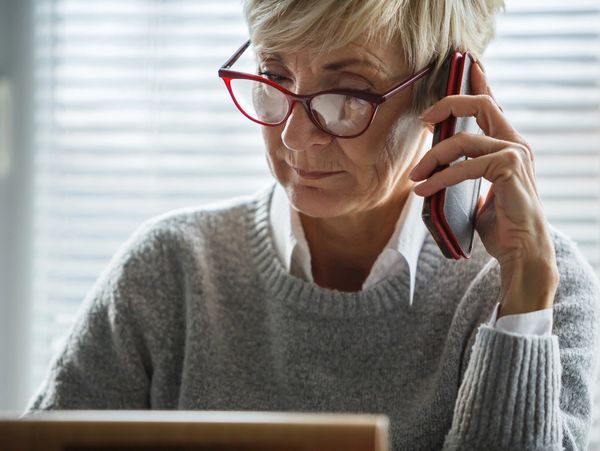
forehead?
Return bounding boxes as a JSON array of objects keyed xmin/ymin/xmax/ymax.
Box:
[{"xmin": 258, "ymin": 40, "xmax": 406, "ymax": 78}]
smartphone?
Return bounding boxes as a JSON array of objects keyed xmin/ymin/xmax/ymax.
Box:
[{"xmin": 421, "ymin": 51, "xmax": 481, "ymax": 260}]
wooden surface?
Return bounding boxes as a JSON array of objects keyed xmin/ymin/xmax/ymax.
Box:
[{"xmin": 0, "ymin": 410, "xmax": 390, "ymax": 451}]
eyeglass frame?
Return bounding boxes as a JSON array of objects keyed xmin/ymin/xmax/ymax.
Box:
[{"xmin": 218, "ymin": 40, "xmax": 434, "ymax": 139}]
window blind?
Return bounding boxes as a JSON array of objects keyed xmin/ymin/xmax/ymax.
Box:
[
  {"xmin": 481, "ymin": 1, "xmax": 600, "ymax": 446},
  {"xmin": 31, "ymin": 0, "xmax": 600, "ymax": 445},
  {"xmin": 31, "ymin": 0, "xmax": 271, "ymax": 392}
]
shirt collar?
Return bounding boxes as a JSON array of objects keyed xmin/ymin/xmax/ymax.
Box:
[
  {"xmin": 367, "ymin": 186, "xmax": 428, "ymax": 304},
  {"xmin": 269, "ymin": 183, "xmax": 427, "ymax": 304}
]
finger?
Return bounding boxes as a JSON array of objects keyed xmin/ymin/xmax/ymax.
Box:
[
  {"xmin": 412, "ymin": 147, "xmax": 530, "ymax": 197},
  {"xmin": 410, "ymin": 133, "xmax": 518, "ymax": 181},
  {"xmin": 420, "ymin": 93, "xmax": 515, "ymax": 141},
  {"xmin": 470, "ymin": 60, "xmax": 500, "ymax": 109}
]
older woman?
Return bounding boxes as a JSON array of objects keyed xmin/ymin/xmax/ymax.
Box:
[{"xmin": 28, "ymin": 1, "xmax": 600, "ymax": 450}]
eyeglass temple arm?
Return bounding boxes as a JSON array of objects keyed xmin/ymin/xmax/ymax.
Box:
[
  {"xmin": 382, "ymin": 64, "xmax": 434, "ymax": 100},
  {"xmin": 220, "ymin": 40, "xmax": 251, "ymax": 70}
]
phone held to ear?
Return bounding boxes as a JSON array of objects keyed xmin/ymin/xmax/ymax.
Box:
[{"xmin": 421, "ymin": 51, "xmax": 482, "ymax": 260}]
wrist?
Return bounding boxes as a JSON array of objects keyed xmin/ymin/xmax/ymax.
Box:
[{"xmin": 498, "ymin": 257, "xmax": 559, "ymax": 318}]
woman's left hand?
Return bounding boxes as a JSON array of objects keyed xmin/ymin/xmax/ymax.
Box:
[{"xmin": 410, "ymin": 61, "xmax": 559, "ymax": 318}]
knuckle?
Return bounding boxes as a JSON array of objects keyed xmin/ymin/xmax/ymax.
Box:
[
  {"xmin": 513, "ymin": 142, "xmax": 531, "ymax": 162},
  {"xmin": 427, "ymin": 150, "xmax": 440, "ymax": 165},
  {"xmin": 454, "ymin": 131, "xmax": 469, "ymax": 141},
  {"xmin": 519, "ymin": 139, "xmax": 535, "ymax": 162},
  {"xmin": 502, "ymin": 147, "xmax": 522, "ymax": 167},
  {"xmin": 477, "ymin": 94, "xmax": 497, "ymax": 110}
]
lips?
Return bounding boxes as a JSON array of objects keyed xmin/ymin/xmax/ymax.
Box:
[{"xmin": 293, "ymin": 168, "xmax": 344, "ymax": 179}]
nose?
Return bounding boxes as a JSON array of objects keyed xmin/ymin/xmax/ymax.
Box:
[{"xmin": 281, "ymin": 100, "xmax": 332, "ymax": 152}]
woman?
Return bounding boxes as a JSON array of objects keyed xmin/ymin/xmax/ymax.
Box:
[{"xmin": 28, "ymin": 0, "xmax": 600, "ymax": 450}]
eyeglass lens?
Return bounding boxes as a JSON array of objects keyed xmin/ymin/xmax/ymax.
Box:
[{"xmin": 229, "ymin": 78, "xmax": 373, "ymax": 136}]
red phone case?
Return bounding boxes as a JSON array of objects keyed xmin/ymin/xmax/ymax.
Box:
[{"xmin": 422, "ymin": 51, "xmax": 480, "ymax": 260}]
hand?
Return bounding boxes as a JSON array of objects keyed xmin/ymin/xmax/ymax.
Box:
[{"xmin": 409, "ymin": 61, "xmax": 559, "ymax": 317}]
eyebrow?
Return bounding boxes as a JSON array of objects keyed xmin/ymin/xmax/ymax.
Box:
[
  {"xmin": 260, "ymin": 52, "xmax": 386, "ymax": 75},
  {"xmin": 322, "ymin": 58, "xmax": 382, "ymax": 72}
]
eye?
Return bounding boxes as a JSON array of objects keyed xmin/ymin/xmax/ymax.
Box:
[{"xmin": 258, "ymin": 70, "xmax": 288, "ymax": 84}]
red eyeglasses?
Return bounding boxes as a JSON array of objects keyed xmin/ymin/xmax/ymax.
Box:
[{"xmin": 218, "ymin": 40, "xmax": 433, "ymax": 139}]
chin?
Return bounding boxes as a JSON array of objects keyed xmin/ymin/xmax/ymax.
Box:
[{"xmin": 285, "ymin": 183, "xmax": 352, "ymax": 218}]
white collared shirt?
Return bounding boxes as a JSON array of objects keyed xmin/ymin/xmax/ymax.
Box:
[{"xmin": 269, "ymin": 183, "xmax": 553, "ymax": 335}]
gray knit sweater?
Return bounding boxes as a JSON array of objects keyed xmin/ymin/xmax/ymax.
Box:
[{"xmin": 28, "ymin": 184, "xmax": 600, "ymax": 451}]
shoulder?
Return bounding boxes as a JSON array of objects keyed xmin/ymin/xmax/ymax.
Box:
[
  {"xmin": 547, "ymin": 225, "xmax": 600, "ymax": 339},
  {"xmin": 441, "ymin": 224, "xmax": 600, "ymax": 325},
  {"xmin": 467, "ymin": 224, "xmax": 600, "ymax": 338},
  {"xmin": 99, "ymin": 184, "xmax": 274, "ymax": 293},
  {"xmin": 546, "ymin": 224, "xmax": 600, "ymax": 319},
  {"xmin": 463, "ymin": 224, "xmax": 599, "ymax": 296},
  {"xmin": 121, "ymin": 184, "xmax": 273, "ymax": 257},
  {"xmin": 141, "ymin": 184, "xmax": 272, "ymax": 242},
  {"xmin": 86, "ymin": 184, "xmax": 274, "ymax": 330},
  {"xmin": 549, "ymin": 224, "xmax": 599, "ymax": 290}
]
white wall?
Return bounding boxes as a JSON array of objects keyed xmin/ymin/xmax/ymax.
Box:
[{"xmin": 0, "ymin": 0, "xmax": 34, "ymax": 412}]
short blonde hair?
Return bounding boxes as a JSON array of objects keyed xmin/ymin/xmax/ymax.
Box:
[{"xmin": 242, "ymin": 0, "xmax": 505, "ymax": 112}]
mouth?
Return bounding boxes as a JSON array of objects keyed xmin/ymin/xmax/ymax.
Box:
[{"xmin": 293, "ymin": 168, "xmax": 345, "ymax": 180}]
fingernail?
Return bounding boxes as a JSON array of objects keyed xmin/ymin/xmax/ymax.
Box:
[
  {"xmin": 475, "ymin": 59, "xmax": 486, "ymax": 73},
  {"xmin": 419, "ymin": 105, "xmax": 433, "ymax": 119}
]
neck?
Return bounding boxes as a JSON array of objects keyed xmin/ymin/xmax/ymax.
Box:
[{"xmin": 300, "ymin": 185, "xmax": 412, "ymax": 292}]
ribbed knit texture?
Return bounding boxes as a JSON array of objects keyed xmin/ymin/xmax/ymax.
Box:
[{"xmin": 27, "ymin": 184, "xmax": 600, "ymax": 451}]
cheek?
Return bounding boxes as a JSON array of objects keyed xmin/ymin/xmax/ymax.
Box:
[
  {"xmin": 377, "ymin": 111, "xmax": 424, "ymax": 163},
  {"xmin": 341, "ymin": 120, "xmax": 401, "ymax": 175},
  {"xmin": 262, "ymin": 125, "xmax": 281, "ymax": 152},
  {"xmin": 352, "ymin": 113, "xmax": 426, "ymax": 190},
  {"xmin": 261, "ymin": 126, "xmax": 288, "ymax": 178},
  {"xmin": 340, "ymin": 119, "xmax": 394, "ymax": 169},
  {"xmin": 262, "ymin": 126, "xmax": 289, "ymax": 163}
]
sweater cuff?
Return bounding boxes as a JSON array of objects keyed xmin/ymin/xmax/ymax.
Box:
[{"xmin": 444, "ymin": 325, "xmax": 562, "ymax": 450}]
